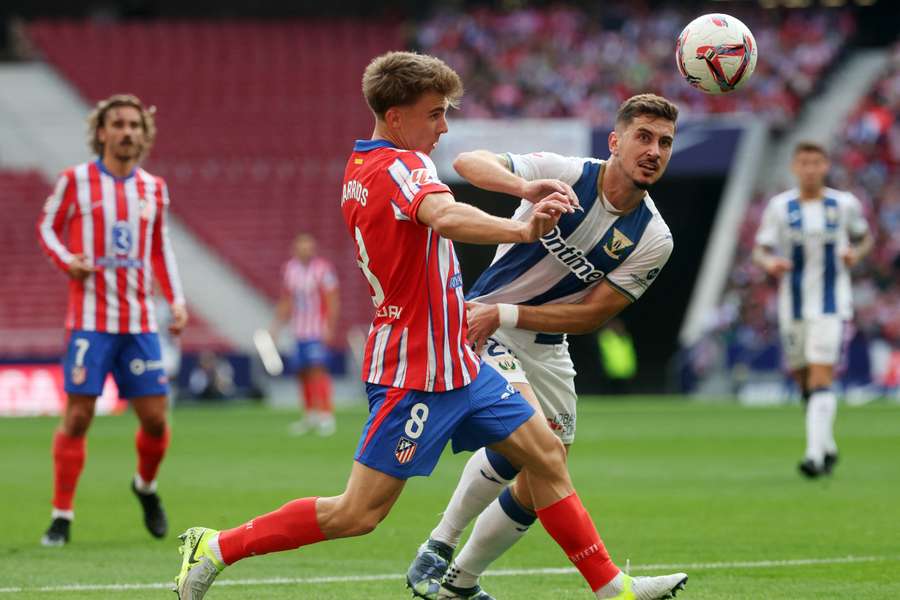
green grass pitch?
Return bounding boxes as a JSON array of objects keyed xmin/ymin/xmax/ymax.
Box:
[{"xmin": 2, "ymin": 398, "xmax": 899, "ymax": 599}]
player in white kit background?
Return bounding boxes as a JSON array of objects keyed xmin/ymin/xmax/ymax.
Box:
[
  {"xmin": 407, "ymin": 93, "xmax": 680, "ymax": 600},
  {"xmin": 753, "ymin": 141, "xmax": 872, "ymax": 478}
]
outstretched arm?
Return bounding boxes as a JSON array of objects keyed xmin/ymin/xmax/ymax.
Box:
[
  {"xmin": 415, "ymin": 191, "xmax": 571, "ymax": 245},
  {"xmin": 453, "ymin": 150, "xmax": 580, "ymax": 208},
  {"xmin": 467, "ymin": 280, "xmax": 632, "ymax": 352}
]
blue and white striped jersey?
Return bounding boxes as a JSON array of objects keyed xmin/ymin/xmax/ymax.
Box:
[
  {"xmin": 467, "ymin": 152, "xmax": 674, "ymax": 308},
  {"xmin": 755, "ymin": 187, "xmax": 868, "ymax": 322}
]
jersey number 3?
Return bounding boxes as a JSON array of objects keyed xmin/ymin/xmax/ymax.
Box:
[{"xmin": 354, "ymin": 227, "xmax": 385, "ymax": 308}]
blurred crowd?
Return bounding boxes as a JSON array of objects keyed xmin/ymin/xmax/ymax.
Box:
[
  {"xmin": 414, "ymin": 4, "xmax": 855, "ymax": 128},
  {"xmin": 691, "ymin": 43, "xmax": 900, "ymax": 392}
]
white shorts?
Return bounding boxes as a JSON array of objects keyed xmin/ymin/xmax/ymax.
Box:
[
  {"xmin": 480, "ymin": 328, "xmax": 578, "ymax": 444},
  {"xmin": 780, "ymin": 317, "xmax": 844, "ymax": 370}
]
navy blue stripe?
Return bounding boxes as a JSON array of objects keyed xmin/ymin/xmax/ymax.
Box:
[
  {"xmin": 485, "ymin": 448, "xmax": 519, "ymax": 480},
  {"xmin": 466, "ymin": 161, "xmax": 601, "ymax": 301},
  {"xmin": 522, "ymin": 201, "xmax": 654, "ymax": 306},
  {"xmin": 466, "ymin": 241, "xmax": 549, "ymax": 300},
  {"xmin": 534, "ymin": 333, "xmax": 564, "ymax": 345},
  {"xmin": 823, "ymin": 197, "xmax": 839, "ymax": 314},
  {"xmin": 498, "ymin": 488, "xmax": 536, "ymax": 526},
  {"xmin": 787, "ymin": 199, "xmax": 804, "ymax": 319},
  {"xmin": 354, "ymin": 139, "xmax": 395, "ymax": 152}
]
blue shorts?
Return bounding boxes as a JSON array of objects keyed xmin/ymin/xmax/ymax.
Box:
[
  {"xmin": 294, "ymin": 339, "xmax": 327, "ymax": 371},
  {"xmin": 63, "ymin": 330, "xmax": 168, "ymax": 398},
  {"xmin": 355, "ymin": 365, "xmax": 534, "ymax": 479}
]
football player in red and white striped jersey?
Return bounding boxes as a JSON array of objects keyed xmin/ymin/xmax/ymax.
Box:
[
  {"xmin": 273, "ymin": 233, "xmax": 339, "ymax": 436},
  {"xmin": 37, "ymin": 94, "xmax": 186, "ymax": 546},
  {"xmin": 174, "ymin": 52, "xmax": 684, "ymax": 600}
]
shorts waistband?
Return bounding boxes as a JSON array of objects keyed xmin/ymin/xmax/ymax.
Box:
[{"xmin": 534, "ymin": 333, "xmax": 565, "ymax": 345}]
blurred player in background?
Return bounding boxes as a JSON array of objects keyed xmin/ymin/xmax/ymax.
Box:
[
  {"xmin": 36, "ymin": 94, "xmax": 187, "ymax": 545},
  {"xmin": 753, "ymin": 141, "xmax": 872, "ymax": 478},
  {"xmin": 173, "ymin": 52, "xmax": 686, "ymax": 600},
  {"xmin": 408, "ymin": 93, "xmax": 678, "ymax": 599},
  {"xmin": 272, "ymin": 233, "xmax": 339, "ymax": 436}
]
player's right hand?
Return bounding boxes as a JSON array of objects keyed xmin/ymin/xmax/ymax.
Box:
[
  {"xmin": 66, "ymin": 254, "xmax": 99, "ymax": 281},
  {"xmin": 521, "ymin": 179, "xmax": 581, "ymax": 211},
  {"xmin": 765, "ymin": 256, "xmax": 792, "ymax": 277},
  {"xmin": 523, "ymin": 192, "xmax": 571, "ymax": 241}
]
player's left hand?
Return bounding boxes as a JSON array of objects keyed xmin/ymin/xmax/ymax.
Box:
[
  {"xmin": 466, "ymin": 301, "xmax": 499, "ymax": 354},
  {"xmin": 169, "ymin": 303, "xmax": 189, "ymax": 335},
  {"xmin": 841, "ymin": 247, "xmax": 860, "ymax": 268}
]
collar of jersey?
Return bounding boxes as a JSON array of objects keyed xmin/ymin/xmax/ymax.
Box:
[
  {"xmin": 94, "ymin": 158, "xmax": 136, "ymax": 181},
  {"xmin": 354, "ymin": 139, "xmax": 397, "ymax": 152}
]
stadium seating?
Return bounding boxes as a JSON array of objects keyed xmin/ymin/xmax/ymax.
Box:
[
  {"xmin": 414, "ymin": 6, "xmax": 855, "ymax": 128},
  {"xmin": 26, "ymin": 20, "xmax": 405, "ymax": 334},
  {"xmin": 0, "ymin": 169, "xmax": 230, "ymax": 356}
]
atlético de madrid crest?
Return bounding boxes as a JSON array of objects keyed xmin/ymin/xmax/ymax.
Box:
[{"xmin": 394, "ymin": 437, "xmax": 417, "ymax": 464}]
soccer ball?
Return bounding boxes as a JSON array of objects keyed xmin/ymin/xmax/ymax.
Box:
[{"xmin": 675, "ymin": 13, "xmax": 758, "ymax": 95}]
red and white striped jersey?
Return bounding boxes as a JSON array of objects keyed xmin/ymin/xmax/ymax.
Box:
[
  {"xmin": 282, "ymin": 256, "xmax": 338, "ymax": 341},
  {"xmin": 341, "ymin": 139, "xmax": 480, "ymax": 392},
  {"xmin": 37, "ymin": 160, "xmax": 185, "ymax": 334}
]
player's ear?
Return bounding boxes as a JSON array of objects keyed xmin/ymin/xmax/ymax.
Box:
[
  {"xmin": 383, "ymin": 106, "xmax": 402, "ymax": 131},
  {"xmin": 608, "ymin": 130, "xmax": 619, "ymax": 157}
]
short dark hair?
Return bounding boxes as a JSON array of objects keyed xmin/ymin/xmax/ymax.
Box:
[
  {"xmin": 362, "ymin": 51, "xmax": 463, "ymax": 118},
  {"xmin": 615, "ymin": 93, "xmax": 679, "ymax": 128},
  {"xmin": 794, "ymin": 141, "xmax": 829, "ymax": 158}
]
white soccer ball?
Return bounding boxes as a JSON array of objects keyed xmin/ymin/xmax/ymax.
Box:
[{"xmin": 675, "ymin": 13, "xmax": 758, "ymax": 95}]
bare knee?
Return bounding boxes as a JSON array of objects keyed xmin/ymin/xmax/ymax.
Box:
[
  {"xmin": 319, "ymin": 496, "xmax": 390, "ymax": 538},
  {"xmin": 526, "ymin": 435, "xmax": 568, "ymax": 478},
  {"xmin": 139, "ymin": 415, "xmax": 167, "ymax": 437},
  {"xmin": 63, "ymin": 398, "xmax": 96, "ymax": 437}
]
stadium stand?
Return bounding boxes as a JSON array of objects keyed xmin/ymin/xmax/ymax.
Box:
[
  {"xmin": 0, "ymin": 168, "xmax": 230, "ymax": 356},
  {"xmin": 25, "ymin": 20, "xmax": 405, "ymax": 336},
  {"xmin": 414, "ymin": 5, "xmax": 855, "ymax": 128}
]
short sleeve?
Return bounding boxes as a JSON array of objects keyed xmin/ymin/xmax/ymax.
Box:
[
  {"xmin": 321, "ymin": 261, "xmax": 339, "ymax": 291},
  {"xmin": 387, "ymin": 151, "xmax": 451, "ymax": 224},
  {"xmin": 843, "ymin": 193, "xmax": 869, "ymax": 239},
  {"xmin": 605, "ymin": 230, "xmax": 673, "ymax": 302},
  {"xmin": 506, "ymin": 152, "xmax": 585, "ymax": 186},
  {"xmin": 754, "ymin": 198, "xmax": 781, "ymax": 248}
]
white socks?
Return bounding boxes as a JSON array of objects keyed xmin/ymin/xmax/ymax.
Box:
[
  {"xmin": 449, "ymin": 488, "xmax": 536, "ymax": 588},
  {"xmin": 207, "ymin": 533, "xmax": 224, "ymax": 564},
  {"xmin": 133, "ymin": 473, "xmax": 157, "ymax": 494},
  {"xmin": 430, "ymin": 448, "xmax": 517, "ymax": 547},
  {"xmin": 805, "ymin": 388, "xmax": 837, "ymax": 466},
  {"xmin": 51, "ymin": 508, "xmax": 74, "ymax": 521},
  {"xmin": 596, "ymin": 572, "xmax": 627, "ymax": 599}
]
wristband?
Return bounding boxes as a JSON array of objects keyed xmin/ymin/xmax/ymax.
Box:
[{"xmin": 497, "ymin": 303, "xmax": 519, "ymax": 328}]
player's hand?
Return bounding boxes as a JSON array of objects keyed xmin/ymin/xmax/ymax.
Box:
[
  {"xmin": 466, "ymin": 301, "xmax": 499, "ymax": 354},
  {"xmin": 66, "ymin": 254, "xmax": 99, "ymax": 281},
  {"xmin": 764, "ymin": 256, "xmax": 792, "ymax": 278},
  {"xmin": 521, "ymin": 179, "xmax": 580, "ymax": 211},
  {"xmin": 522, "ymin": 192, "xmax": 571, "ymax": 242},
  {"xmin": 169, "ymin": 303, "xmax": 189, "ymax": 335},
  {"xmin": 841, "ymin": 247, "xmax": 860, "ymax": 268}
]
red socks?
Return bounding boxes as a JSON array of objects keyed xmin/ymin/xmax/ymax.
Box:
[
  {"xmin": 302, "ymin": 374, "xmax": 333, "ymax": 415},
  {"xmin": 301, "ymin": 379, "xmax": 315, "ymax": 413},
  {"xmin": 219, "ymin": 497, "xmax": 325, "ymax": 565},
  {"xmin": 52, "ymin": 430, "xmax": 86, "ymax": 511},
  {"xmin": 536, "ymin": 492, "xmax": 620, "ymax": 591},
  {"xmin": 136, "ymin": 425, "xmax": 170, "ymax": 484},
  {"xmin": 311, "ymin": 374, "xmax": 333, "ymax": 413}
]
